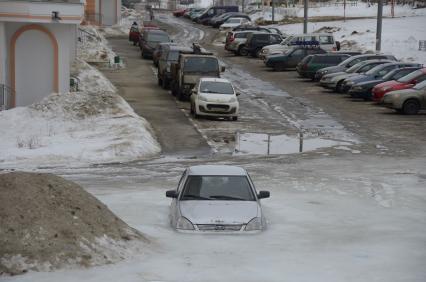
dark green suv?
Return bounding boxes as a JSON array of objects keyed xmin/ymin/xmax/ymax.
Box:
[
  {"xmin": 296, "ymin": 53, "xmax": 350, "ymax": 79},
  {"xmin": 265, "ymin": 47, "xmax": 327, "ymax": 71}
]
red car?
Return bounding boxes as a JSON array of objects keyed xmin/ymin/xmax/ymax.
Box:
[
  {"xmin": 173, "ymin": 8, "xmax": 187, "ymax": 17},
  {"xmin": 372, "ymin": 68, "xmax": 426, "ymax": 102}
]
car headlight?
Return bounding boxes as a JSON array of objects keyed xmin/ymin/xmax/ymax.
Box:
[
  {"xmin": 382, "ymin": 86, "xmax": 393, "ymax": 92},
  {"xmin": 321, "ymin": 70, "xmax": 328, "ymax": 75},
  {"xmin": 352, "ymin": 86, "xmax": 364, "ymax": 91},
  {"xmin": 229, "ymin": 97, "xmax": 237, "ymax": 102},
  {"xmin": 176, "ymin": 217, "xmax": 195, "ymax": 230},
  {"xmin": 346, "ymin": 81, "xmax": 354, "ymax": 86},
  {"xmin": 245, "ymin": 217, "xmax": 262, "ymax": 231},
  {"xmin": 261, "ymin": 49, "xmax": 269, "ymax": 54},
  {"xmin": 198, "ymin": 95, "xmax": 209, "ymax": 102}
]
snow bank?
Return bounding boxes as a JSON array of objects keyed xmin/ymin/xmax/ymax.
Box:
[
  {"xmin": 0, "ymin": 61, "xmax": 160, "ymax": 169},
  {"xmin": 100, "ymin": 7, "xmax": 143, "ymax": 37},
  {"xmin": 78, "ymin": 26, "xmax": 118, "ymax": 64},
  {"xmin": 274, "ymin": 16, "xmax": 426, "ymax": 64}
]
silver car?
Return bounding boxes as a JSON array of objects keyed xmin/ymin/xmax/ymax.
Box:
[{"xmin": 166, "ymin": 165, "xmax": 270, "ymax": 232}]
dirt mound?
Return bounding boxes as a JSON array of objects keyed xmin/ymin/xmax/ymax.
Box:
[{"xmin": 0, "ymin": 172, "xmax": 147, "ymax": 276}]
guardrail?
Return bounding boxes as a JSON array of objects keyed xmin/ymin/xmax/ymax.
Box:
[
  {"xmin": 419, "ymin": 40, "xmax": 426, "ymax": 51},
  {"xmin": 0, "ymin": 84, "xmax": 15, "ymax": 111},
  {"xmin": 77, "ymin": 27, "xmax": 98, "ymax": 45}
]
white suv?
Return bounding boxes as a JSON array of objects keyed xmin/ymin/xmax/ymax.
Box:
[{"xmin": 260, "ymin": 33, "xmax": 337, "ymax": 58}]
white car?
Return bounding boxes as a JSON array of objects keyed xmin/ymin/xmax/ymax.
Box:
[
  {"xmin": 166, "ymin": 165, "xmax": 270, "ymax": 232},
  {"xmin": 260, "ymin": 33, "xmax": 337, "ymax": 59},
  {"xmin": 219, "ymin": 17, "xmax": 251, "ymax": 31},
  {"xmin": 190, "ymin": 77, "xmax": 239, "ymax": 120}
]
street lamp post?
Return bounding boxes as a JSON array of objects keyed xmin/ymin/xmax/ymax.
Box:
[
  {"xmin": 376, "ymin": 0, "xmax": 383, "ymax": 51},
  {"xmin": 303, "ymin": 0, "xmax": 308, "ymax": 33}
]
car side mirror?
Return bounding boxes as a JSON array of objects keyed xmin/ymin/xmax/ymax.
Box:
[
  {"xmin": 411, "ymin": 79, "xmax": 418, "ymax": 84},
  {"xmin": 257, "ymin": 191, "xmax": 270, "ymax": 199},
  {"xmin": 221, "ymin": 66, "xmax": 226, "ymax": 72},
  {"xmin": 166, "ymin": 190, "xmax": 178, "ymax": 198},
  {"xmin": 171, "ymin": 39, "xmax": 174, "ymax": 42},
  {"xmin": 236, "ymin": 92, "xmax": 241, "ymax": 96}
]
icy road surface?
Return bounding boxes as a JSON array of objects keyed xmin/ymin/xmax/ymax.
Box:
[{"xmin": 3, "ymin": 155, "xmax": 426, "ymax": 282}]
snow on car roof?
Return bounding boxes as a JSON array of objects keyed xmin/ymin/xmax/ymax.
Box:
[{"xmin": 187, "ymin": 165, "xmax": 247, "ymax": 176}]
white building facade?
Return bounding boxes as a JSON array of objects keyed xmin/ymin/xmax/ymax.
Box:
[
  {"xmin": 84, "ymin": 0, "xmax": 121, "ymax": 26},
  {"xmin": 0, "ymin": 0, "xmax": 84, "ymax": 108}
]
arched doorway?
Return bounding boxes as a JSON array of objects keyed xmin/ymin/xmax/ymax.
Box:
[{"xmin": 10, "ymin": 24, "xmax": 59, "ymax": 107}]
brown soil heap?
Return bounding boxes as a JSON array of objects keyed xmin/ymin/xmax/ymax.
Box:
[{"xmin": 0, "ymin": 172, "xmax": 147, "ymax": 276}]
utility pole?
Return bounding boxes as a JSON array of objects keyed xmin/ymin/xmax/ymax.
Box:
[
  {"xmin": 303, "ymin": 0, "xmax": 308, "ymax": 33},
  {"xmin": 242, "ymin": 0, "xmax": 245, "ymax": 13},
  {"xmin": 272, "ymin": 0, "xmax": 275, "ymax": 23},
  {"xmin": 376, "ymin": 0, "xmax": 383, "ymax": 52}
]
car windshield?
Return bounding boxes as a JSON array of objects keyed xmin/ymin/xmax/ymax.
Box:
[
  {"xmin": 413, "ymin": 80, "xmax": 426, "ymax": 90},
  {"xmin": 281, "ymin": 36, "xmax": 293, "ymax": 45},
  {"xmin": 397, "ymin": 69, "xmax": 423, "ymax": 83},
  {"xmin": 183, "ymin": 57, "xmax": 219, "ymax": 73},
  {"xmin": 181, "ymin": 176, "xmax": 255, "ymax": 201},
  {"xmin": 167, "ymin": 50, "xmax": 179, "ymax": 61},
  {"xmin": 147, "ymin": 33, "xmax": 170, "ymax": 42},
  {"xmin": 366, "ymin": 65, "xmax": 390, "ymax": 76},
  {"xmin": 200, "ymin": 81, "xmax": 234, "ymax": 94}
]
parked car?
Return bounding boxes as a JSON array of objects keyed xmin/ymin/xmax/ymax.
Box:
[
  {"xmin": 128, "ymin": 25, "xmax": 140, "ymax": 46},
  {"xmin": 190, "ymin": 77, "xmax": 239, "ymax": 120},
  {"xmin": 245, "ymin": 32, "xmax": 283, "ymax": 57},
  {"xmin": 152, "ymin": 42, "xmax": 176, "ymax": 67},
  {"xmin": 372, "ymin": 68, "xmax": 426, "ymax": 102},
  {"xmin": 225, "ymin": 31, "xmax": 253, "ymax": 55},
  {"xmin": 166, "ymin": 165, "xmax": 270, "ymax": 232},
  {"xmin": 219, "ymin": 17, "xmax": 251, "ymax": 31},
  {"xmin": 190, "ymin": 9, "xmax": 207, "ymax": 21},
  {"xmin": 158, "ymin": 45, "xmax": 193, "ymax": 89},
  {"xmin": 341, "ymin": 62, "xmax": 421, "ymax": 93},
  {"xmin": 296, "ymin": 53, "xmax": 350, "ymax": 79},
  {"xmin": 231, "ymin": 25, "xmax": 271, "ymax": 33},
  {"xmin": 260, "ymin": 33, "xmax": 337, "ymax": 58},
  {"xmin": 320, "ymin": 60, "xmax": 394, "ymax": 92},
  {"xmin": 173, "ymin": 8, "xmax": 187, "ymax": 17},
  {"xmin": 314, "ymin": 54, "xmax": 397, "ymax": 81},
  {"xmin": 382, "ymin": 80, "xmax": 426, "ymax": 115},
  {"xmin": 213, "ymin": 13, "xmax": 251, "ymax": 28},
  {"xmin": 348, "ymin": 67, "xmax": 422, "ymax": 100},
  {"xmin": 208, "ymin": 12, "xmax": 243, "ymax": 26},
  {"xmin": 265, "ymin": 47, "xmax": 327, "ymax": 71},
  {"xmin": 140, "ymin": 30, "xmax": 171, "ymax": 59},
  {"xmin": 196, "ymin": 6, "xmax": 239, "ymax": 24}
]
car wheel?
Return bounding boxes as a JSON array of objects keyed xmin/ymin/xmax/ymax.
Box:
[
  {"xmin": 335, "ymin": 80, "xmax": 344, "ymax": 93},
  {"xmin": 402, "ymin": 99, "xmax": 420, "ymax": 115},
  {"xmin": 157, "ymin": 76, "xmax": 162, "ymax": 86},
  {"xmin": 177, "ymin": 89, "xmax": 185, "ymax": 101},
  {"xmin": 238, "ymin": 46, "xmax": 248, "ymax": 56},
  {"xmin": 255, "ymin": 48, "xmax": 262, "ymax": 58},
  {"xmin": 171, "ymin": 82, "xmax": 177, "ymax": 96},
  {"xmin": 232, "ymin": 116, "xmax": 238, "ymax": 121},
  {"xmin": 162, "ymin": 77, "xmax": 169, "ymax": 89}
]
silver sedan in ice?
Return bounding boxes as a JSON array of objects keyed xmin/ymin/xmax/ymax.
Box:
[{"xmin": 166, "ymin": 165, "xmax": 270, "ymax": 232}]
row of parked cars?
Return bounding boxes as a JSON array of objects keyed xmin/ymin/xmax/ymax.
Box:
[
  {"xmin": 130, "ymin": 21, "xmax": 240, "ymax": 121},
  {"xmin": 218, "ymin": 22, "xmax": 425, "ymax": 115}
]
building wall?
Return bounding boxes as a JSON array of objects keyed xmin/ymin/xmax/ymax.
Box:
[
  {"xmin": 0, "ymin": 22, "xmax": 6, "ymax": 85},
  {"xmin": 4, "ymin": 22, "xmax": 76, "ymax": 107},
  {"xmin": 101, "ymin": 0, "xmax": 119, "ymax": 26}
]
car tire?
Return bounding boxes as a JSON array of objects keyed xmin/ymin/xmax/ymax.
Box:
[
  {"xmin": 255, "ymin": 48, "xmax": 262, "ymax": 58},
  {"xmin": 232, "ymin": 116, "xmax": 238, "ymax": 121},
  {"xmin": 402, "ymin": 99, "xmax": 420, "ymax": 115},
  {"xmin": 335, "ymin": 80, "xmax": 344, "ymax": 93},
  {"xmin": 162, "ymin": 77, "xmax": 169, "ymax": 89},
  {"xmin": 157, "ymin": 76, "xmax": 162, "ymax": 86},
  {"xmin": 238, "ymin": 46, "xmax": 248, "ymax": 56},
  {"xmin": 177, "ymin": 89, "xmax": 185, "ymax": 101}
]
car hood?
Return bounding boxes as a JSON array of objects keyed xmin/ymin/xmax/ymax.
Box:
[
  {"xmin": 320, "ymin": 65, "xmax": 346, "ymax": 74},
  {"xmin": 332, "ymin": 72, "xmax": 358, "ymax": 82},
  {"xmin": 179, "ymin": 200, "xmax": 259, "ymax": 225},
  {"xmin": 375, "ymin": 80, "xmax": 400, "ymax": 89},
  {"xmin": 199, "ymin": 93, "xmax": 236, "ymax": 103},
  {"xmin": 386, "ymin": 88, "xmax": 420, "ymax": 96},
  {"xmin": 356, "ymin": 79, "xmax": 385, "ymax": 87}
]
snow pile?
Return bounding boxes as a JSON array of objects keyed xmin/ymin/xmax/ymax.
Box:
[
  {"xmin": 100, "ymin": 7, "xmax": 143, "ymax": 37},
  {"xmin": 0, "ymin": 172, "xmax": 147, "ymax": 275},
  {"xmin": 274, "ymin": 16, "xmax": 426, "ymax": 64},
  {"xmin": 0, "ymin": 60, "xmax": 160, "ymax": 168},
  {"xmin": 251, "ymin": 7, "xmax": 298, "ymax": 22},
  {"xmin": 297, "ymin": 3, "xmax": 426, "ymax": 18},
  {"xmin": 78, "ymin": 26, "xmax": 118, "ymax": 64}
]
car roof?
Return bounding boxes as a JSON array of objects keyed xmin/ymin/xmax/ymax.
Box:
[
  {"xmin": 145, "ymin": 29, "xmax": 168, "ymax": 35},
  {"xmin": 187, "ymin": 165, "xmax": 247, "ymax": 176},
  {"xmin": 199, "ymin": 77, "xmax": 231, "ymax": 83},
  {"xmin": 168, "ymin": 45, "xmax": 192, "ymax": 51}
]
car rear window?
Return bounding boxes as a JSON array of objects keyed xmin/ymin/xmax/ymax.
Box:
[
  {"xmin": 235, "ymin": 32, "xmax": 249, "ymax": 38},
  {"xmin": 318, "ymin": 36, "xmax": 334, "ymax": 44},
  {"xmin": 147, "ymin": 33, "xmax": 170, "ymax": 42},
  {"xmin": 183, "ymin": 57, "xmax": 219, "ymax": 73}
]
